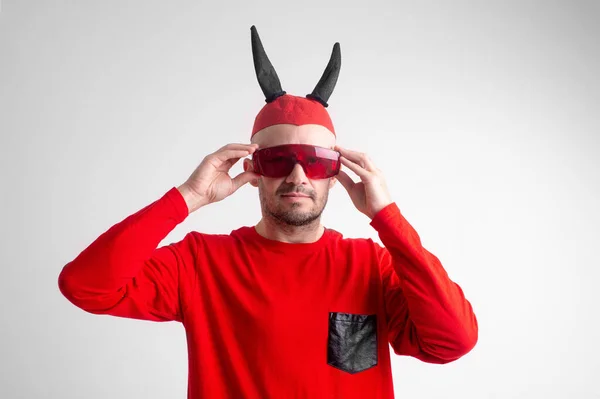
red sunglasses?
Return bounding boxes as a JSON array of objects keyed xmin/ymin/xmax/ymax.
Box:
[{"xmin": 252, "ymin": 144, "xmax": 341, "ymax": 179}]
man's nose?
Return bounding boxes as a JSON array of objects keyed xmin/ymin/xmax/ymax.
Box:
[{"xmin": 285, "ymin": 163, "xmax": 309, "ymax": 185}]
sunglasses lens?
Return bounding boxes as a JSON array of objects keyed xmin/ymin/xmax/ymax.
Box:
[
  {"xmin": 253, "ymin": 145, "xmax": 340, "ymax": 179},
  {"xmin": 259, "ymin": 156, "xmax": 295, "ymax": 178}
]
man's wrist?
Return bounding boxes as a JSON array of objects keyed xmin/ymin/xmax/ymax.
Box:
[{"xmin": 177, "ymin": 184, "xmax": 208, "ymax": 214}]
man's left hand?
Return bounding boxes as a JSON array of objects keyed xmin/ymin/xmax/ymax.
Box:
[{"xmin": 334, "ymin": 145, "xmax": 393, "ymax": 220}]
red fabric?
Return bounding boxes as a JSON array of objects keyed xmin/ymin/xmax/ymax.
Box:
[
  {"xmin": 251, "ymin": 94, "xmax": 336, "ymax": 138},
  {"xmin": 58, "ymin": 187, "xmax": 478, "ymax": 398}
]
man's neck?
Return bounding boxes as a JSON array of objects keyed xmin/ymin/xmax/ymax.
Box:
[{"xmin": 254, "ymin": 218, "xmax": 325, "ymax": 244}]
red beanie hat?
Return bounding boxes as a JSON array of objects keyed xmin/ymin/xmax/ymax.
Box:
[{"xmin": 249, "ymin": 25, "xmax": 341, "ymax": 139}]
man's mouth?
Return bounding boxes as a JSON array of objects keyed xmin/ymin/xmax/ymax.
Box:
[{"xmin": 281, "ymin": 193, "xmax": 310, "ymax": 198}]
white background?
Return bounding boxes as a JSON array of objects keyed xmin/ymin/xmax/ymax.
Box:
[{"xmin": 1, "ymin": 1, "xmax": 599, "ymax": 398}]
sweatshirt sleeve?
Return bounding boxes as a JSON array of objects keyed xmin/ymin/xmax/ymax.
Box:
[
  {"xmin": 369, "ymin": 202, "xmax": 478, "ymax": 364},
  {"xmin": 58, "ymin": 187, "xmax": 197, "ymax": 323}
]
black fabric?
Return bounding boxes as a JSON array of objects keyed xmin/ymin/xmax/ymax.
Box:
[
  {"xmin": 327, "ymin": 312, "xmax": 378, "ymax": 374},
  {"xmin": 306, "ymin": 42, "xmax": 341, "ymax": 108},
  {"xmin": 251, "ymin": 25, "xmax": 286, "ymax": 103},
  {"xmin": 250, "ymin": 25, "xmax": 341, "ymax": 107}
]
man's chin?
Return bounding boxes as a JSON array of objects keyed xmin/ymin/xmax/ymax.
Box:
[
  {"xmin": 269, "ymin": 208, "xmax": 321, "ymax": 226},
  {"xmin": 280, "ymin": 216, "xmax": 318, "ymax": 227}
]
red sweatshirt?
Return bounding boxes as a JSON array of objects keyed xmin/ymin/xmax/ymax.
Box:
[{"xmin": 58, "ymin": 186, "xmax": 478, "ymax": 398}]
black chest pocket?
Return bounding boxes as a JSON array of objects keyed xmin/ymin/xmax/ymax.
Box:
[{"xmin": 327, "ymin": 312, "xmax": 378, "ymax": 374}]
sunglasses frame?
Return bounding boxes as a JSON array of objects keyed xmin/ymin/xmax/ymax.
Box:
[{"xmin": 252, "ymin": 144, "xmax": 341, "ymax": 179}]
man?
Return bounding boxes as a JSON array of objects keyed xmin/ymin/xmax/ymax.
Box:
[{"xmin": 58, "ymin": 26, "xmax": 478, "ymax": 398}]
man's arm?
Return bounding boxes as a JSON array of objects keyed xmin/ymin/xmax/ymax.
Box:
[
  {"xmin": 57, "ymin": 187, "xmax": 197, "ymax": 323},
  {"xmin": 370, "ymin": 202, "xmax": 478, "ymax": 364},
  {"xmin": 58, "ymin": 142, "xmax": 259, "ymax": 323}
]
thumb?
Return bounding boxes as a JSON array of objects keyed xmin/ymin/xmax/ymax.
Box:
[
  {"xmin": 231, "ymin": 170, "xmax": 260, "ymax": 192},
  {"xmin": 336, "ymin": 170, "xmax": 355, "ymax": 193}
]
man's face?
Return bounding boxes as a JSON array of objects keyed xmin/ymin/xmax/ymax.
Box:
[{"xmin": 243, "ymin": 124, "xmax": 337, "ymax": 227}]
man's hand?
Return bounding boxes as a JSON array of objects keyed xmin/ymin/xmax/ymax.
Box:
[
  {"xmin": 334, "ymin": 145, "xmax": 393, "ymax": 219},
  {"xmin": 178, "ymin": 143, "xmax": 260, "ymax": 214}
]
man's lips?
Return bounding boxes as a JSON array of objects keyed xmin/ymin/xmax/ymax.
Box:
[{"xmin": 281, "ymin": 193, "xmax": 311, "ymax": 198}]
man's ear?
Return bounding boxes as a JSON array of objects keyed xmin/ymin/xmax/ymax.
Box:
[
  {"xmin": 329, "ymin": 176, "xmax": 337, "ymax": 189},
  {"xmin": 244, "ymin": 159, "xmax": 259, "ymax": 187}
]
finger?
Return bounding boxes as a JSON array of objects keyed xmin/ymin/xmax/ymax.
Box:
[
  {"xmin": 340, "ymin": 156, "xmax": 370, "ymax": 179},
  {"xmin": 336, "ymin": 170, "xmax": 356, "ymax": 193},
  {"xmin": 221, "ymin": 143, "xmax": 260, "ymax": 154},
  {"xmin": 215, "ymin": 144, "xmax": 259, "ymax": 158},
  {"xmin": 219, "ymin": 143, "xmax": 260, "ymax": 152},
  {"xmin": 222, "ymin": 156, "xmax": 243, "ymax": 171},
  {"xmin": 213, "ymin": 148, "xmax": 256, "ymax": 163},
  {"xmin": 231, "ymin": 170, "xmax": 260, "ymax": 192},
  {"xmin": 335, "ymin": 146, "xmax": 376, "ymax": 171},
  {"xmin": 344, "ymin": 149, "xmax": 375, "ymax": 171}
]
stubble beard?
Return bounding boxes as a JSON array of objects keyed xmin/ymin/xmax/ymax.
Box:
[{"xmin": 259, "ymin": 185, "xmax": 329, "ymax": 227}]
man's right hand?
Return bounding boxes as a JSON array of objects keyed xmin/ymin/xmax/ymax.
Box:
[{"xmin": 177, "ymin": 143, "xmax": 260, "ymax": 214}]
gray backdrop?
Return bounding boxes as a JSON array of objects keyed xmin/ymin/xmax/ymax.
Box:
[{"xmin": 1, "ymin": 1, "xmax": 598, "ymax": 398}]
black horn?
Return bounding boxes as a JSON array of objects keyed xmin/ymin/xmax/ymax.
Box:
[
  {"xmin": 306, "ymin": 42, "xmax": 341, "ymax": 108},
  {"xmin": 250, "ymin": 25, "xmax": 286, "ymax": 103}
]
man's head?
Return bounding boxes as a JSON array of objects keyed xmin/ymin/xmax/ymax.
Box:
[
  {"xmin": 245, "ymin": 26, "xmax": 341, "ymax": 227},
  {"xmin": 244, "ymin": 124, "xmax": 337, "ymax": 227}
]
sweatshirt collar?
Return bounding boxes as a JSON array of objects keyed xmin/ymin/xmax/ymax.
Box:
[{"xmin": 239, "ymin": 225, "xmax": 335, "ymax": 254}]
